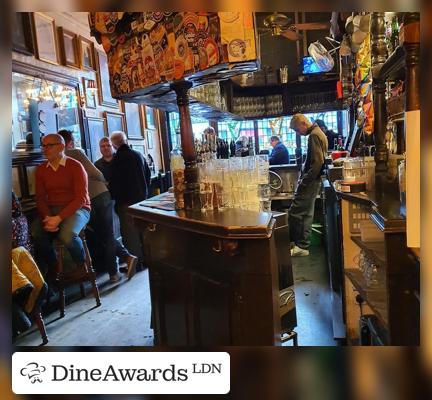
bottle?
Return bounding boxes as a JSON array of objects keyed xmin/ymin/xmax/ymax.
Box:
[
  {"xmin": 391, "ymin": 16, "xmax": 400, "ymax": 50},
  {"xmin": 170, "ymin": 133, "xmax": 185, "ymax": 210},
  {"xmin": 337, "ymin": 138, "xmax": 344, "ymax": 151},
  {"xmin": 248, "ymin": 137, "xmax": 255, "ymax": 156}
]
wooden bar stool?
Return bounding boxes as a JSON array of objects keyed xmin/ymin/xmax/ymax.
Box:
[{"xmin": 54, "ymin": 229, "xmax": 101, "ymax": 317}]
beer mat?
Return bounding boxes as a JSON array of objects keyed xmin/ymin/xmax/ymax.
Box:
[{"xmin": 139, "ymin": 200, "xmax": 175, "ymax": 211}]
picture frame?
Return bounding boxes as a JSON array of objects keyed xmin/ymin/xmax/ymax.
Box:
[
  {"xmin": 121, "ymin": 101, "xmax": 144, "ymax": 139},
  {"xmin": 82, "ymin": 77, "xmax": 97, "ymax": 109},
  {"xmin": 96, "ymin": 49, "xmax": 118, "ymax": 108},
  {"xmin": 12, "ymin": 12, "xmax": 34, "ymax": 56},
  {"xmin": 104, "ymin": 111, "xmax": 126, "ymax": 136},
  {"xmin": 85, "ymin": 116, "xmax": 106, "ymax": 162},
  {"xmin": 57, "ymin": 27, "xmax": 80, "ymax": 68},
  {"xmin": 144, "ymin": 106, "xmax": 156, "ymax": 129},
  {"xmin": 130, "ymin": 143, "xmax": 146, "ymax": 157},
  {"xmin": 79, "ymin": 36, "xmax": 95, "ymax": 70},
  {"xmin": 32, "ymin": 12, "xmax": 59, "ymax": 65},
  {"xmin": 146, "ymin": 128, "xmax": 154, "ymax": 150}
]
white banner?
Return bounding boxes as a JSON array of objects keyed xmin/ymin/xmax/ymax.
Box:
[{"xmin": 12, "ymin": 352, "xmax": 230, "ymax": 394}]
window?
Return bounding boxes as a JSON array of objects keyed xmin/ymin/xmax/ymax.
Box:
[{"xmin": 168, "ymin": 112, "xmax": 210, "ymax": 149}]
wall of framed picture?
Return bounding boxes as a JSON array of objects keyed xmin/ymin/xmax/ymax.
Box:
[{"xmin": 12, "ymin": 12, "xmax": 169, "ymax": 188}]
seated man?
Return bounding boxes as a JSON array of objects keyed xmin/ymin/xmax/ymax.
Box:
[
  {"xmin": 31, "ymin": 133, "xmax": 91, "ymax": 277},
  {"xmin": 269, "ymin": 135, "xmax": 289, "ymax": 165},
  {"xmin": 57, "ymin": 130, "xmax": 137, "ymax": 282}
]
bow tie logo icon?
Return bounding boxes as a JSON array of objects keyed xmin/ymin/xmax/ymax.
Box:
[{"xmin": 20, "ymin": 362, "xmax": 46, "ymax": 383}]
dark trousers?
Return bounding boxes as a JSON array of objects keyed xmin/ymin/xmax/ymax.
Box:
[
  {"xmin": 288, "ymin": 179, "xmax": 321, "ymax": 250},
  {"xmin": 88, "ymin": 192, "xmax": 119, "ymax": 276},
  {"xmin": 116, "ymin": 203, "xmax": 144, "ymax": 266}
]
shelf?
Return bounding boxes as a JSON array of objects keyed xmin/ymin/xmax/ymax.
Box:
[
  {"xmin": 351, "ymin": 236, "xmax": 386, "ymax": 266},
  {"xmin": 388, "ymin": 112, "xmax": 404, "ymax": 123},
  {"xmin": 345, "ymin": 269, "xmax": 388, "ymax": 327},
  {"xmin": 378, "ymin": 46, "xmax": 406, "ymax": 81}
]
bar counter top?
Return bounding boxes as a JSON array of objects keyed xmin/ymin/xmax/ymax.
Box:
[
  {"xmin": 128, "ymin": 193, "xmax": 275, "ymax": 239},
  {"xmin": 324, "ymin": 178, "xmax": 406, "ymax": 233}
]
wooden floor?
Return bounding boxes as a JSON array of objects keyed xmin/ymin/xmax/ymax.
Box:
[
  {"xmin": 14, "ymin": 270, "xmax": 154, "ymax": 347},
  {"xmin": 14, "ymin": 245, "xmax": 336, "ymax": 347}
]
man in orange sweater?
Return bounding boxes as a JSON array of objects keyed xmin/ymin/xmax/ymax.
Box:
[{"xmin": 31, "ymin": 134, "xmax": 91, "ymax": 273}]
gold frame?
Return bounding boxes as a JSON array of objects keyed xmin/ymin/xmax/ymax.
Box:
[
  {"xmin": 120, "ymin": 101, "xmax": 145, "ymax": 139},
  {"xmin": 82, "ymin": 77, "xmax": 97, "ymax": 109},
  {"xmin": 79, "ymin": 35, "xmax": 95, "ymax": 71},
  {"xmin": 57, "ymin": 26, "xmax": 80, "ymax": 68},
  {"xmin": 32, "ymin": 12, "xmax": 59, "ymax": 65}
]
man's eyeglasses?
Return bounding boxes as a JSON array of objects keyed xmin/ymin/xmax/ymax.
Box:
[{"xmin": 41, "ymin": 143, "xmax": 62, "ymax": 148}]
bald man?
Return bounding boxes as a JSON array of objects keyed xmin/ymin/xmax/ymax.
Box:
[{"xmin": 31, "ymin": 133, "xmax": 91, "ymax": 274}]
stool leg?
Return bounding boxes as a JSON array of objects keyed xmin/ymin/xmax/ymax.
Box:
[
  {"xmin": 88, "ymin": 267, "xmax": 101, "ymax": 307},
  {"xmin": 31, "ymin": 308, "xmax": 48, "ymax": 345},
  {"xmin": 59, "ymin": 287, "xmax": 65, "ymax": 318},
  {"xmin": 81, "ymin": 235, "xmax": 101, "ymax": 307},
  {"xmin": 55, "ymin": 246, "xmax": 66, "ymax": 318}
]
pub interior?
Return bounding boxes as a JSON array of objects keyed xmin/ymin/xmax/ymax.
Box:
[{"xmin": 11, "ymin": 11, "xmax": 420, "ymax": 346}]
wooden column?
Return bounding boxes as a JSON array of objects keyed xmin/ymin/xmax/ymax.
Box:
[
  {"xmin": 402, "ymin": 12, "xmax": 420, "ymax": 112},
  {"xmin": 171, "ymin": 80, "xmax": 201, "ymax": 211},
  {"xmin": 370, "ymin": 12, "xmax": 389, "ymax": 172}
]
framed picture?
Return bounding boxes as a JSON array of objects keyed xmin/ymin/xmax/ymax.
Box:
[
  {"xmin": 82, "ymin": 78, "xmax": 97, "ymax": 109},
  {"xmin": 79, "ymin": 36, "xmax": 95, "ymax": 70},
  {"xmin": 96, "ymin": 50, "xmax": 118, "ymax": 107},
  {"xmin": 85, "ymin": 116, "xmax": 106, "ymax": 161},
  {"xmin": 12, "ymin": 12, "xmax": 34, "ymax": 55},
  {"xmin": 32, "ymin": 12, "xmax": 59, "ymax": 65},
  {"xmin": 144, "ymin": 106, "xmax": 156, "ymax": 129},
  {"xmin": 130, "ymin": 143, "xmax": 146, "ymax": 156},
  {"xmin": 146, "ymin": 129, "xmax": 154, "ymax": 150},
  {"xmin": 57, "ymin": 27, "xmax": 80, "ymax": 68},
  {"xmin": 121, "ymin": 101, "xmax": 144, "ymax": 138},
  {"xmin": 104, "ymin": 111, "xmax": 126, "ymax": 136}
]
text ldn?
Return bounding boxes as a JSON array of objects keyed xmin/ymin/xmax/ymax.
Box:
[
  {"xmin": 52, "ymin": 365, "xmax": 188, "ymax": 382},
  {"xmin": 192, "ymin": 363, "xmax": 222, "ymax": 374}
]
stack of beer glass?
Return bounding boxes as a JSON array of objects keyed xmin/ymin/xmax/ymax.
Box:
[{"xmin": 197, "ymin": 155, "xmax": 271, "ymax": 213}]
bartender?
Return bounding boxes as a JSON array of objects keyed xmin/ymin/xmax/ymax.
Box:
[
  {"xmin": 288, "ymin": 114, "xmax": 328, "ymax": 257},
  {"xmin": 269, "ymin": 135, "xmax": 289, "ymax": 165}
]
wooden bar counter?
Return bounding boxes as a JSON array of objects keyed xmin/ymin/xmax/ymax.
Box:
[{"xmin": 129, "ymin": 194, "xmax": 281, "ymax": 346}]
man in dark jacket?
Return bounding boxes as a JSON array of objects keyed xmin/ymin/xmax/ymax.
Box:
[
  {"xmin": 269, "ymin": 136, "xmax": 290, "ymax": 165},
  {"xmin": 110, "ymin": 131, "xmax": 151, "ymax": 270},
  {"xmin": 314, "ymin": 119, "xmax": 339, "ymax": 150},
  {"xmin": 289, "ymin": 114, "xmax": 328, "ymax": 256}
]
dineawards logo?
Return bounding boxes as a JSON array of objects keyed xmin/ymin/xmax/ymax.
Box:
[
  {"xmin": 20, "ymin": 362, "xmax": 47, "ymax": 384},
  {"xmin": 12, "ymin": 352, "xmax": 230, "ymax": 394}
]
